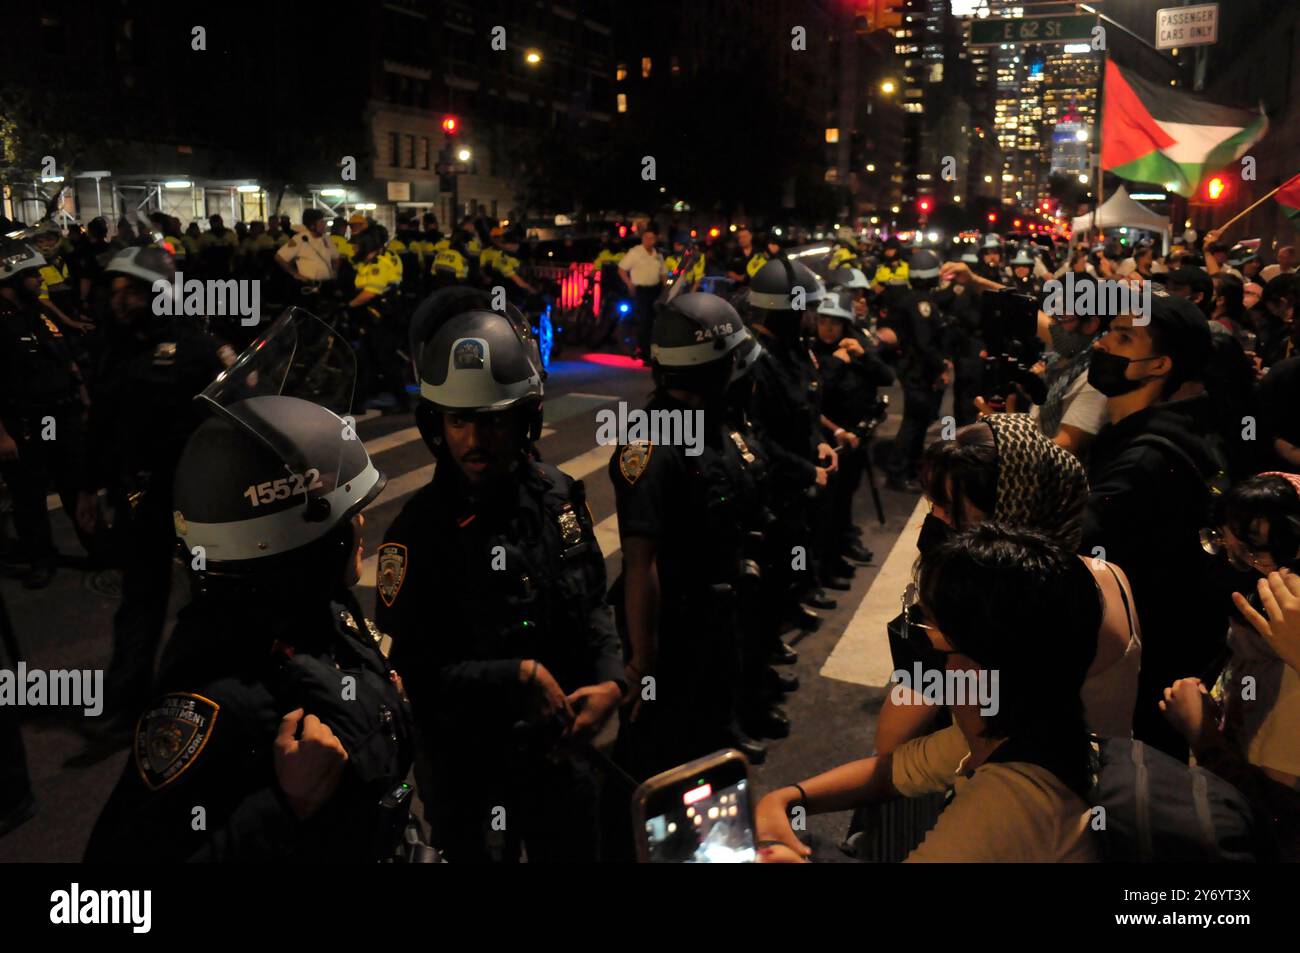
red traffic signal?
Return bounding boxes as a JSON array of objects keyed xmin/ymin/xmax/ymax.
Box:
[
  {"xmin": 917, "ymin": 197, "xmax": 932, "ymax": 214},
  {"xmin": 1205, "ymin": 176, "xmax": 1226, "ymax": 201},
  {"xmin": 987, "ymin": 212, "xmax": 997, "ymax": 224},
  {"xmin": 440, "ymin": 115, "xmax": 459, "ymax": 135}
]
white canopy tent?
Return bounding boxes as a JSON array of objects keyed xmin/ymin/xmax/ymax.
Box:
[{"xmin": 1072, "ymin": 185, "xmax": 1172, "ymax": 254}]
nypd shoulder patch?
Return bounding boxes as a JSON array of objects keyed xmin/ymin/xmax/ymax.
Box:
[
  {"xmin": 134, "ymin": 692, "xmax": 220, "ymax": 791},
  {"xmin": 377, "ymin": 542, "xmax": 408, "ymax": 607},
  {"xmin": 618, "ymin": 442, "xmax": 653, "ymax": 485}
]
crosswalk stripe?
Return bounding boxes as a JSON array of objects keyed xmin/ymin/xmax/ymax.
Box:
[
  {"xmin": 363, "ymin": 426, "xmax": 420, "ymax": 455},
  {"xmin": 819, "ymin": 496, "xmax": 928, "ymax": 689}
]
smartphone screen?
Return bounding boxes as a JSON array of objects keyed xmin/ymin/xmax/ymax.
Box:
[{"xmin": 636, "ymin": 751, "xmax": 756, "ymax": 863}]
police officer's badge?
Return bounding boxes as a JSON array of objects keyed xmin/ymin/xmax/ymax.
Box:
[
  {"xmin": 618, "ymin": 442, "xmax": 653, "ymax": 485},
  {"xmin": 134, "ymin": 692, "xmax": 219, "ymax": 791},
  {"xmin": 377, "ymin": 542, "xmax": 408, "ymax": 608},
  {"xmin": 555, "ymin": 502, "xmax": 584, "ymax": 546},
  {"xmin": 917, "ymin": 301, "xmax": 932, "ymax": 318},
  {"xmin": 453, "ymin": 338, "xmax": 486, "ymax": 370}
]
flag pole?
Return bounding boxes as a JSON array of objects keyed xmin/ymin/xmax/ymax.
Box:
[
  {"xmin": 1093, "ymin": 53, "xmax": 1106, "ymax": 240},
  {"xmin": 1212, "ymin": 181, "xmax": 1290, "ymax": 234}
]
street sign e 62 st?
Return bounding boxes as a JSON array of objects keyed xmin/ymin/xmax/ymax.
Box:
[{"xmin": 969, "ymin": 13, "xmax": 1096, "ymax": 47}]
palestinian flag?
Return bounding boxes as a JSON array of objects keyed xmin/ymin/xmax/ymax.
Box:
[
  {"xmin": 1101, "ymin": 59, "xmax": 1268, "ymax": 198},
  {"xmin": 1277, "ymin": 173, "xmax": 1300, "ymax": 221}
]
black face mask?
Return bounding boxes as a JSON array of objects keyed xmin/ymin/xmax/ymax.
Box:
[
  {"xmin": 1086, "ymin": 349, "xmax": 1160, "ymax": 397},
  {"xmin": 917, "ymin": 512, "xmax": 953, "ymax": 555}
]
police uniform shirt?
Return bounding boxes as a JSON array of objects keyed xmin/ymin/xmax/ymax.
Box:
[
  {"xmin": 330, "ymin": 233, "xmax": 355, "ymax": 259},
  {"xmin": 37, "ymin": 255, "xmax": 73, "ymax": 300},
  {"xmin": 610, "ymin": 399, "xmax": 747, "ymax": 594},
  {"xmin": 873, "ymin": 259, "xmax": 910, "ymax": 286},
  {"xmin": 275, "ymin": 229, "xmax": 340, "ymax": 281},
  {"xmin": 84, "ymin": 592, "xmax": 413, "ymax": 862},
  {"xmin": 618, "ymin": 245, "xmax": 663, "ymax": 287},
  {"xmin": 355, "ymin": 256, "xmax": 400, "ymax": 297},
  {"xmin": 432, "ymin": 243, "xmax": 470, "ymax": 281},
  {"xmin": 85, "ymin": 322, "xmax": 228, "ymax": 491},
  {"xmin": 748, "ymin": 333, "xmax": 823, "ymax": 493},
  {"xmin": 894, "ymin": 290, "xmax": 948, "ymax": 384},
  {"xmin": 663, "ymin": 252, "xmax": 704, "ymax": 285},
  {"xmin": 0, "ymin": 300, "xmax": 78, "ymax": 410},
  {"xmin": 374, "ymin": 461, "xmax": 624, "ymax": 759},
  {"xmin": 828, "ymin": 245, "xmax": 858, "ymax": 271}
]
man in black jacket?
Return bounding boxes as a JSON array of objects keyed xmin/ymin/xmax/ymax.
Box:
[
  {"xmin": 1082, "ymin": 291, "xmax": 1227, "ymax": 758},
  {"xmin": 376, "ymin": 309, "xmax": 623, "ymax": 863}
]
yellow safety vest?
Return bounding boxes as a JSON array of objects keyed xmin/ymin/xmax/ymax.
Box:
[
  {"xmin": 355, "ymin": 258, "xmax": 399, "ymax": 296},
  {"xmin": 330, "ymin": 234, "xmax": 354, "ymax": 259},
  {"xmin": 873, "ymin": 261, "xmax": 909, "ymax": 285},
  {"xmin": 432, "ymin": 247, "xmax": 469, "ymax": 280},
  {"xmin": 38, "ymin": 258, "xmax": 70, "ymax": 300}
]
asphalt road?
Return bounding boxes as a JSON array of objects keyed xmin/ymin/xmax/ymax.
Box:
[{"xmin": 0, "ymin": 348, "xmax": 931, "ymax": 863}]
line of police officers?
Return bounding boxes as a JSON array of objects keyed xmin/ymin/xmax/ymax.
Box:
[{"xmin": 7, "ymin": 213, "xmax": 1037, "ymax": 861}]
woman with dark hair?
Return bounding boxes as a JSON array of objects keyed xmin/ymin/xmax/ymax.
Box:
[
  {"xmin": 875, "ymin": 414, "xmax": 1141, "ymax": 753},
  {"xmin": 756, "ymin": 524, "xmax": 1101, "ymax": 862},
  {"xmin": 1161, "ymin": 472, "xmax": 1300, "ymax": 860}
]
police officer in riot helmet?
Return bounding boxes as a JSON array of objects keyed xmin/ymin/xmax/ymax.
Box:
[
  {"xmin": 882, "ymin": 248, "xmax": 951, "ymax": 491},
  {"xmin": 610, "ymin": 292, "xmax": 767, "ymax": 788},
  {"xmin": 977, "ymin": 233, "xmax": 1008, "ymax": 285},
  {"xmin": 376, "ymin": 308, "xmax": 624, "ymax": 863},
  {"xmin": 0, "ymin": 237, "xmax": 99, "ymax": 589},
  {"xmin": 85, "ymin": 349, "xmax": 414, "ymax": 861},
  {"xmin": 745, "ymin": 256, "xmax": 836, "ymax": 707},
  {"xmin": 1009, "ymin": 245, "xmax": 1040, "ymax": 293},
  {"xmin": 79, "ymin": 245, "xmax": 233, "ymax": 739}
]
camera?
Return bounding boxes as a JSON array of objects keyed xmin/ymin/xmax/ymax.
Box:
[{"xmin": 979, "ymin": 289, "xmax": 1046, "ymax": 410}]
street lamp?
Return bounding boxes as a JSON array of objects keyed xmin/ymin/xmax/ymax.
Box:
[
  {"xmin": 880, "ymin": 80, "xmax": 896, "ymax": 95},
  {"xmin": 525, "ymin": 49, "xmax": 542, "ymax": 66},
  {"xmin": 457, "ymin": 148, "xmax": 472, "ymax": 162}
]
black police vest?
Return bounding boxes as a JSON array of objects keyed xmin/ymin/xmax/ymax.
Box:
[{"xmin": 435, "ymin": 462, "xmax": 605, "ymax": 700}]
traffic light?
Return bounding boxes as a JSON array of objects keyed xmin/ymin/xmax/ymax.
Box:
[
  {"xmin": 440, "ymin": 115, "xmax": 459, "ymax": 135},
  {"xmin": 856, "ymin": 0, "xmax": 905, "ymax": 33},
  {"xmin": 876, "ymin": 0, "xmax": 905, "ymax": 30},
  {"xmin": 987, "ymin": 212, "xmax": 997, "ymax": 224},
  {"xmin": 917, "ymin": 196, "xmax": 932, "ymax": 215},
  {"xmin": 1205, "ymin": 175, "xmax": 1227, "ymax": 201}
]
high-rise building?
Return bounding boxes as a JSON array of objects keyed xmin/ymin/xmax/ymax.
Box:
[{"xmin": 954, "ymin": 1, "xmax": 1098, "ymax": 210}]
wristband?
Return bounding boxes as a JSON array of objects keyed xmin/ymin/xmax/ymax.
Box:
[{"xmin": 790, "ymin": 783, "xmax": 808, "ymax": 807}]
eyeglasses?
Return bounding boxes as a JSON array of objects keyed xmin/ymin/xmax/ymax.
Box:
[
  {"xmin": 901, "ymin": 582, "xmax": 937, "ymax": 632},
  {"xmin": 1199, "ymin": 527, "xmax": 1274, "ymax": 573}
]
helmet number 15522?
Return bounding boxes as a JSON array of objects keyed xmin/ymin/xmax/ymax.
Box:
[{"xmin": 243, "ymin": 469, "xmax": 324, "ymax": 507}]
